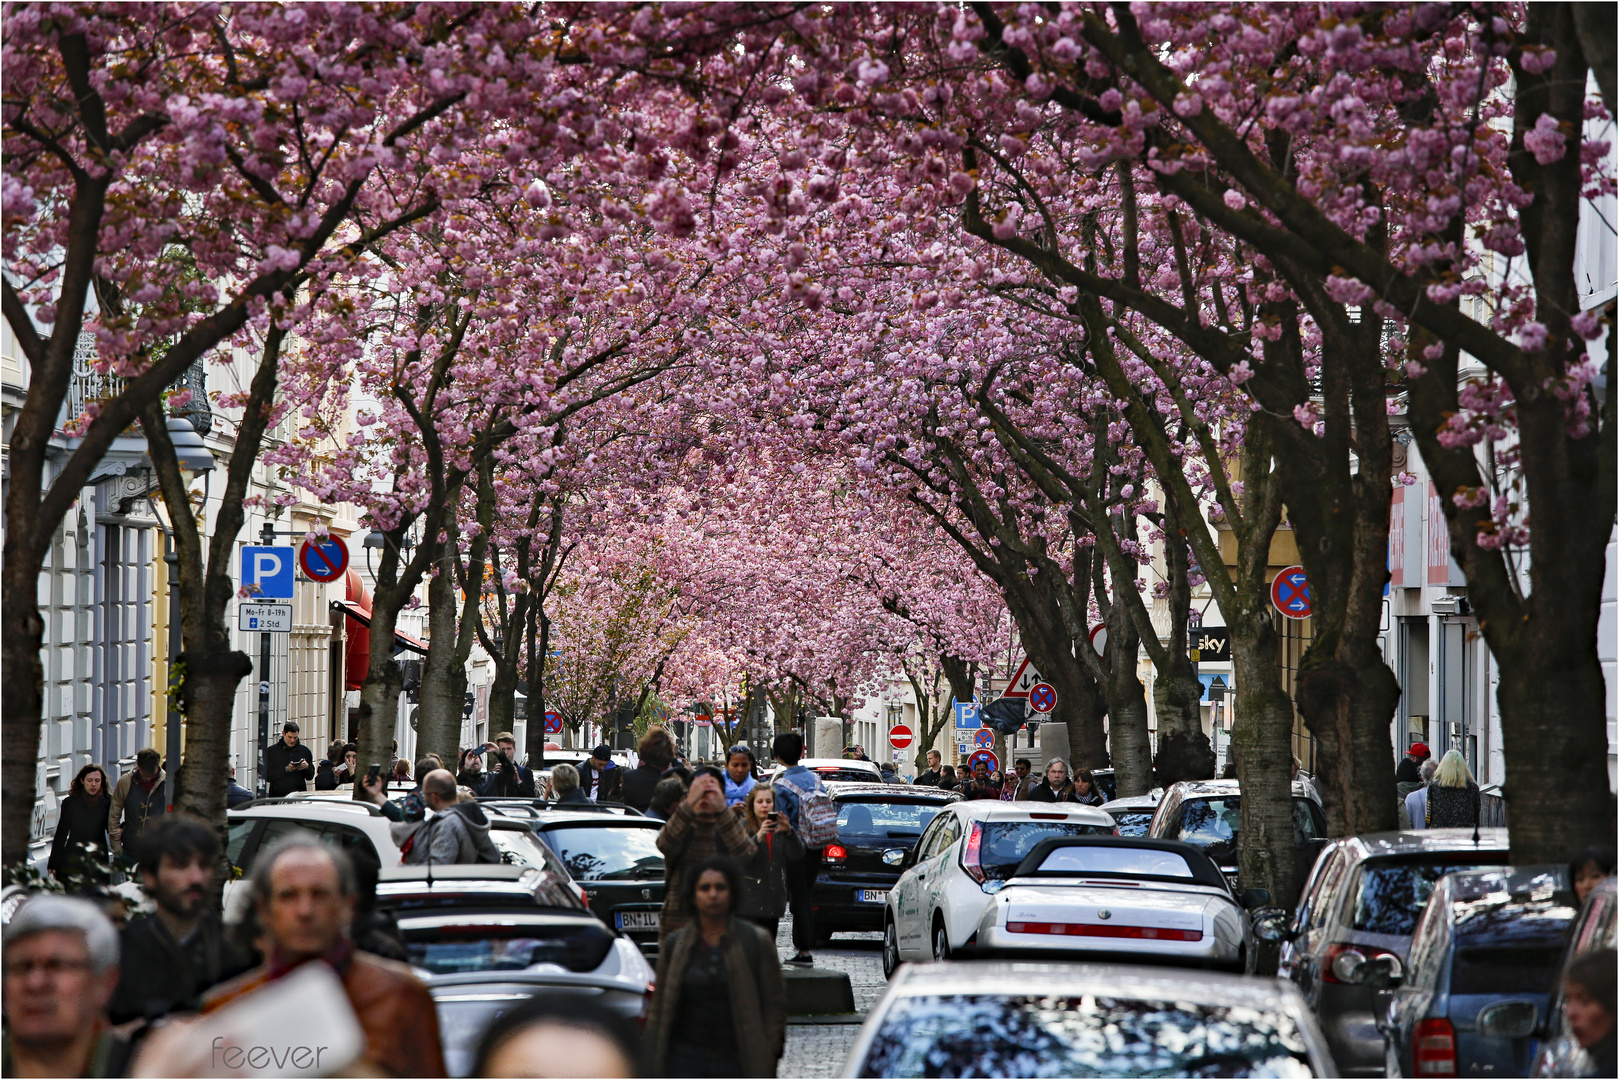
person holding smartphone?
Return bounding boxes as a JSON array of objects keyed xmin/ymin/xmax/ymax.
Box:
[{"xmin": 734, "ymin": 786, "xmax": 801, "ymax": 941}]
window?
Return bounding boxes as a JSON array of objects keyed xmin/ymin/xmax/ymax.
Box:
[
  {"xmin": 1035, "ymin": 846, "xmax": 1194, "ymax": 879},
  {"xmin": 225, "ymin": 819, "xmax": 260, "ymax": 873},
  {"xmin": 322, "ymin": 822, "xmax": 381, "ymax": 865},
  {"xmin": 1308, "ymin": 852, "xmax": 1349, "ymax": 932},
  {"xmin": 979, "ymin": 822, "xmax": 1116, "ymax": 880},
  {"xmin": 540, "ymin": 824, "xmax": 663, "ymax": 881},
  {"xmin": 837, "ymin": 799, "xmax": 944, "ymax": 842},
  {"xmin": 1345, "ymin": 858, "xmax": 1506, "ymax": 936}
]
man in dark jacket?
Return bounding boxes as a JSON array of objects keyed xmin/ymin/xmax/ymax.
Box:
[
  {"xmin": 482, "ymin": 732, "xmax": 536, "ymax": 797},
  {"xmin": 262, "ymin": 722, "xmax": 313, "ymax": 797},
  {"xmin": 224, "ymin": 766, "xmax": 254, "ymax": 809},
  {"xmin": 397, "ymin": 770, "xmax": 502, "ymax": 865},
  {"xmin": 915, "ymin": 750, "xmax": 943, "ymax": 787},
  {"xmin": 108, "ymin": 749, "xmax": 166, "ymax": 862},
  {"xmin": 576, "ymin": 744, "xmax": 623, "ymax": 803},
  {"xmin": 623, "ymin": 728, "xmax": 679, "ymax": 812},
  {"xmin": 109, "ymin": 815, "xmax": 253, "ymax": 1024}
]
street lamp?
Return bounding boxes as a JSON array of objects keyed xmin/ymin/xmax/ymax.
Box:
[
  {"xmin": 362, "ymin": 527, "xmax": 414, "ymax": 577},
  {"xmin": 165, "ymin": 415, "xmax": 216, "ymax": 473}
]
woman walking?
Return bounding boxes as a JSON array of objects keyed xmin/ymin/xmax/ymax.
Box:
[
  {"xmin": 1071, "ymin": 768, "xmax": 1106, "ymax": 807},
  {"xmin": 646, "ymin": 856, "xmax": 787, "ymax": 1078},
  {"xmin": 735, "ymin": 786, "xmax": 801, "ymax": 941},
  {"xmin": 1027, "ymin": 759, "xmax": 1082, "ymax": 803},
  {"xmin": 1424, "ymin": 750, "xmax": 1482, "ymax": 828},
  {"xmin": 48, "ymin": 764, "xmax": 112, "ymax": 885}
]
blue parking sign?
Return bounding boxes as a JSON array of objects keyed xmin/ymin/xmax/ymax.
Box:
[
  {"xmin": 241, "ymin": 546, "xmax": 295, "ymax": 599},
  {"xmin": 953, "ymin": 700, "xmax": 981, "ymax": 728}
]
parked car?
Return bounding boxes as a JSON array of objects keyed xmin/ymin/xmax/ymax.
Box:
[
  {"xmin": 509, "ymin": 806, "xmax": 668, "ymax": 956},
  {"xmin": 1276, "ymin": 829, "xmax": 1510, "ymax": 1076},
  {"xmin": 883, "ymin": 800, "xmax": 1115, "ymax": 975},
  {"xmin": 1532, "ymin": 875, "xmax": 1617, "ymax": 1076},
  {"xmin": 970, "ymin": 836, "xmax": 1271, "ymax": 971},
  {"xmin": 842, "ymin": 960, "xmax": 1338, "ymax": 1077},
  {"xmin": 1099, "ymin": 792, "xmax": 1160, "ymax": 837},
  {"xmin": 813, "ymin": 783, "xmax": 960, "ymax": 943},
  {"xmin": 1148, "ymin": 779, "xmax": 1326, "ymax": 897},
  {"xmin": 1377, "ymin": 865, "xmax": 1577, "ymax": 1078},
  {"xmin": 374, "ymin": 866, "xmax": 653, "ymax": 1079},
  {"xmin": 767, "ymin": 758, "xmax": 884, "ymax": 785}
]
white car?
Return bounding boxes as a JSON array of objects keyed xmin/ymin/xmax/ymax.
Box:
[
  {"xmin": 1099, "ymin": 791, "xmax": 1161, "ymax": 837},
  {"xmin": 971, "ymin": 835, "xmax": 1271, "ymax": 970},
  {"xmin": 882, "ymin": 800, "xmax": 1115, "ymax": 976},
  {"xmin": 766, "ymin": 758, "xmax": 884, "ymax": 784}
]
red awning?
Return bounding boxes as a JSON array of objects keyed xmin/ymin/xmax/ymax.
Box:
[{"xmin": 331, "ymin": 599, "xmax": 429, "ymax": 656}]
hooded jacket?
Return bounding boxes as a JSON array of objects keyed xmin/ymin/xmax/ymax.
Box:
[{"xmin": 399, "ymin": 800, "xmax": 501, "ymax": 865}]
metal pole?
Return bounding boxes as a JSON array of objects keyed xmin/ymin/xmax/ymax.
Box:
[
  {"xmin": 164, "ymin": 531, "xmax": 183, "ymax": 811},
  {"xmin": 257, "ymin": 521, "xmax": 274, "ymax": 794}
]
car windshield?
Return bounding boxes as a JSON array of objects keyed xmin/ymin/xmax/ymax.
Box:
[
  {"xmin": 1034, "ymin": 846, "xmax": 1196, "ymax": 879},
  {"xmin": 1347, "ymin": 858, "xmax": 1507, "ymax": 935},
  {"xmin": 1176, "ymin": 798, "xmax": 1323, "ymax": 862},
  {"xmin": 982, "ymin": 822, "xmax": 1114, "ymax": 880},
  {"xmin": 542, "ymin": 824, "xmax": 664, "ymax": 881},
  {"xmin": 402, "ymin": 921, "xmax": 615, "ymax": 975},
  {"xmin": 1110, "ymin": 811, "xmax": 1155, "ymax": 838},
  {"xmin": 859, "ymin": 993, "xmax": 1315, "ymax": 1078},
  {"xmin": 838, "ymin": 799, "xmax": 945, "ymax": 842}
]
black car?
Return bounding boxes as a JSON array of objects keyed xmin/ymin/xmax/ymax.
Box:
[
  {"xmin": 518, "ymin": 809, "xmax": 667, "ymax": 956},
  {"xmin": 815, "ymin": 783, "xmax": 960, "ymax": 942}
]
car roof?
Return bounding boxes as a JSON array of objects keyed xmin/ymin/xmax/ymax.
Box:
[
  {"xmin": 947, "ymin": 800, "xmax": 1115, "ymax": 824},
  {"xmin": 1100, "ymin": 794, "xmax": 1161, "ymax": 812},
  {"xmin": 229, "ymin": 799, "xmax": 389, "ymax": 822},
  {"xmin": 888, "ymin": 960, "xmax": 1306, "ymax": 1009},
  {"xmin": 1327, "ymin": 828, "xmax": 1511, "ymax": 861},
  {"xmin": 395, "ymin": 911, "xmax": 603, "ymax": 930},
  {"xmin": 380, "ymin": 865, "xmax": 537, "ymax": 883},
  {"xmin": 823, "ymin": 782, "xmax": 960, "ymax": 801},
  {"xmin": 783, "ymin": 758, "xmax": 881, "ymax": 772},
  {"xmin": 1164, "ymin": 779, "xmax": 1320, "ymax": 802},
  {"xmin": 529, "ymin": 812, "xmax": 662, "ymax": 828},
  {"xmin": 1009, "ymin": 836, "xmax": 1230, "ymax": 890}
]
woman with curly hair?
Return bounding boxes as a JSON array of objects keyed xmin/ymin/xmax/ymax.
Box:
[{"xmin": 48, "ymin": 763, "xmax": 112, "ymax": 885}]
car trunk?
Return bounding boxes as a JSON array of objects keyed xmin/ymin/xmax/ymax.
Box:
[{"xmin": 1000, "ymin": 883, "xmax": 1213, "ymax": 942}]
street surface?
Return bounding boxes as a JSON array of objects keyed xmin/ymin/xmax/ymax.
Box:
[{"xmin": 778, "ymin": 915, "xmax": 884, "ymax": 1078}]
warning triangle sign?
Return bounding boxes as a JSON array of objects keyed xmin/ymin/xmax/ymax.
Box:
[{"xmin": 1003, "ymin": 656, "xmax": 1044, "ymax": 698}]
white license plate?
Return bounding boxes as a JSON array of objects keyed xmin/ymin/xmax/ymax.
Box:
[
  {"xmin": 615, "ymin": 910, "xmax": 660, "ymax": 931},
  {"xmin": 857, "ymin": 889, "xmax": 888, "ymax": 904}
]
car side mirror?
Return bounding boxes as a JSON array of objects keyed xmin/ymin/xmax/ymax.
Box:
[
  {"xmin": 1251, "ymin": 908, "xmax": 1291, "ymax": 942},
  {"xmin": 1361, "ymin": 956, "xmax": 1404, "ymax": 989},
  {"xmin": 900, "ymin": 848, "xmax": 917, "ymax": 869},
  {"xmin": 1239, "ymin": 888, "xmax": 1271, "ymax": 909},
  {"xmin": 1478, "ymin": 1000, "xmax": 1539, "ymax": 1039}
]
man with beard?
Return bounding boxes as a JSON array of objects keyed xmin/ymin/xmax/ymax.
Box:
[{"xmin": 108, "ymin": 814, "xmax": 253, "ymax": 1023}]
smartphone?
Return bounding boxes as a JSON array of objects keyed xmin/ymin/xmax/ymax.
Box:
[
  {"xmin": 365, "ymin": 762, "xmax": 381, "ymax": 785},
  {"xmin": 766, "ymin": 811, "xmax": 780, "ymax": 823}
]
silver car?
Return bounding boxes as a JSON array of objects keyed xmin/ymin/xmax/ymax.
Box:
[{"xmin": 842, "ymin": 960, "xmax": 1338, "ymax": 1077}]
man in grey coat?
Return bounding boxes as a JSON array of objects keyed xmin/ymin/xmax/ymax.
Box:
[{"xmin": 394, "ymin": 770, "xmax": 500, "ymax": 865}]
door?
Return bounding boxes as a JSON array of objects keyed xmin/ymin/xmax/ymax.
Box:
[
  {"xmin": 897, "ymin": 814, "xmax": 948, "ymax": 957},
  {"xmin": 923, "ymin": 815, "xmax": 963, "ymax": 946}
]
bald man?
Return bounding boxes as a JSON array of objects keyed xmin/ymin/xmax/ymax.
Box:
[{"xmin": 400, "ymin": 769, "xmax": 500, "ymax": 865}]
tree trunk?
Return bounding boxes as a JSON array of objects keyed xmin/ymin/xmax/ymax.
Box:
[
  {"xmin": 1, "ymin": 575, "xmax": 48, "ymax": 868},
  {"xmin": 1153, "ymin": 500, "xmax": 1216, "ymax": 786},
  {"xmin": 417, "ymin": 541, "xmax": 466, "ymax": 769},
  {"xmin": 1100, "ymin": 603, "xmax": 1152, "ymax": 798}
]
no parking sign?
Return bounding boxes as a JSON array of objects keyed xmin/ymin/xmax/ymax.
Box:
[{"xmin": 966, "ymin": 748, "xmax": 1000, "ymax": 774}]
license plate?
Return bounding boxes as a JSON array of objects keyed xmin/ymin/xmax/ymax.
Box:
[
  {"xmin": 615, "ymin": 910, "xmax": 659, "ymax": 931},
  {"xmin": 857, "ymin": 889, "xmax": 888, "ymax": 904}
]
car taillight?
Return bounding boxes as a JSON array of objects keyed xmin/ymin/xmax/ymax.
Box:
[
  {"xmin": 824, "ymin": 844, "xmax": 847, "ymax": 864},
  {"xmin": 1029, "ymin": 813, "xmax": 1068, "ymax": 820},
  {"xmin": 1322, "ymin": 943, "xmax": 1404, "ymax": 984},
  {"xmin": 1006, "ymin": 921, "xmax": 1204, "ymax": 942},
  {"xmin": 961, "ymin": 821, "xmax": 984, "ymax": 883},
  {"xmin": 1413, "ymin": 1018, "xmax": 1456, "ymax": 1077},
  {"xmin": 576, "ymin": 885, "xmax": 591, "ymax": 907}
]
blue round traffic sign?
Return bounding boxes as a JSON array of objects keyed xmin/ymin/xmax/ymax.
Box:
[
  {"xmin": 1028, "ymin": 682, "xmax": 1057, "ymax": 713},
  {"xmin": 1270, "ymin": 565, "xmax": 1312, "ymax": 620},
  {"xmin": 973, "ymin": 728, "xmax": 995, "ymax": 750},
  {"xmin": 966, "ymin": 748, "xmax": 1000, "ymax": 774},
  {"xmin": 299, "ymin": 535, "xmax": 349, "ymax": 583},
  {"xmin": 543, "ymin": 711, "xmax": 563, "ymax": 734}
]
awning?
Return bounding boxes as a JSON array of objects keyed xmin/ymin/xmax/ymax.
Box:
[{"xmin": 330, "ymin": 599, "xmax": 429, "ymax": 656}]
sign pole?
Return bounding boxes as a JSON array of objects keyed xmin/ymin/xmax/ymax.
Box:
[{"xmin": 257, "ymin": 521, "xmax": 274, "ymax": 794}]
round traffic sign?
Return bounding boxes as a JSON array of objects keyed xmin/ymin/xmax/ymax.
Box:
[
  {"xmin": 973, "ymin": 728, "xmax": 995, "ymax": 750},
  {"xmin": 1271, "ymin": 565, "xmax": 1313, "ymax": 620},
  {"xmin": 1089, "ymin": 623, "xmax": 1108, "ymax": 657},
  {"xmin": 543, "ymin": 710, "xmax": 563, "ymax": 734},
  {"xmin": 694, "ymin": 714, "xmax": 712, "ymax": 727},
  {"xmin": 888, "ymin": 724, "xmax": 914, "ymax": 749},
  {"xmin": 966, "ymin": 748, "xmax": 1000, "ymax": 774},
  {"xmin": 1028, "ymin": 682, "xmax": 1057, "ymax": 713},
  {"xmin": 299, "ymin": 534, "xmax": 350, "ymax": 583}
]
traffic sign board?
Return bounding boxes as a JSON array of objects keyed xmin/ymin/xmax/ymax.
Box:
[
  {"xmin": 1028, "ymin": 682, "xmax": 1057, "ymax": 713},
  {"xmin": 1004, "ymin": 656, "xmax": 1044, "ymax": 697},
  {"xmin": 1089, "ymin": 624, "xmax": 1108, "ymax": 657},
  {"xmin": 694, "ymin": 714, "xmax": 712, "ymax": 727},
  {"xmin": 966, "ymin": 748, "xmax": 999, "ymax": 774},
  {"xmin": 299, "ymin": 534, "xmax": 349, "ymax": 582},
  {"xmin": 241, "ymin": 546, "xmax": 295, "ymax": 599},
  {"xmin": 973, "ymin": 728, "xmax": 995, "ymax": 750},
  {"xmin": 1271, "ymin": 565, "xmax": 1313, "ymax": 620},
  {"xmin": 888, "ymin": 724, "xmax": 914, "ymax": 749},
  {"xmin": 544, "ymin": 711, "xmax": 563, "ymax": 734},
  {"xmin": 953, "ymin": 700, "xmax": 981, "ymax": 729},
  {"xmin": 238, "ymin": 602, "xmax": 292, "ymax": 632}
]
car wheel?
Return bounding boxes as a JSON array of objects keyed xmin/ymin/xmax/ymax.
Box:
[
  {"xmin": 932, "ymin": 917, "xmax": 951, "ymax": 962},
  {"xmin": 883, "ymin": 917, "xmax": 901, "ymax": 979}
]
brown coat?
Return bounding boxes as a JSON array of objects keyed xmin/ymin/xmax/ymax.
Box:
[
  {"xmin": 645, "ymin": 917, "xmax": 786, "ymax": 1078},
  {"xmin": 656, "ymin": 800, "xmax": 757, "ymax": 942},
  {"xmin": 202, "ymin": 952, "xmax": 446, "ymax": 1077}
]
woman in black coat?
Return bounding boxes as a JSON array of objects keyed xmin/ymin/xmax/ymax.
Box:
[{"xmin": 49, "ymin": 763, "xmax": 112, "ymax": 885}]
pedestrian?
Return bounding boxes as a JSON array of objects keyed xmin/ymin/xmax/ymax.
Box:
[
  {"xmin": 392, "ymin": 759, "xmax": 412, "ymax": 788},
  {"xmin": 735, "ymin": 785, "xmax": 801, "ymax": 941},
  {"xmin": 108, "ymin": 748, "xmax": 167, "ymax": 863},
  {"xmin": 878, "ymin": 759, "xmax": 899, "ymax": 784},
  {"xmin": 456, "ymin": 747, "xmax": 489, "ymax": 794},
  {"xmin": 1002, "ymin": 758, "xmax": 1035, "ymax": 801},
  {"xmin": 960, "ymin": 762, "xmax": 1000, "ymax": 800},
  {"xmin": 644, "ymin": 776, "xmax": 687, "ymax": 822},
  {"xmin": 1423, "ymin": 750, "xmax": 1481, "ymax": 828},
  {"xmin": 1395, "ymin": 741, "xmax": 1431, "ymax": 786},
  {"xmin": 624, "ymin": 727, "xmax": 679, "ymax": 812},
  {"xmin": 225, "ymin": 764, "xmax": 255, "ymax": 809},
  {"xmin": 396, "ymin": 770, "xmax": 502, "ymax": 865},
  {"xmin": 1071, "ymin": 768, "xmax": 1106, "ymax": 807},
  {"xmin": 771, "ymin": 731, "xmax": 836, "ymax": 966},
  {"xmin": 724, "ymin": 745, "xmax": 758, "ymax": 806},
  {"xmin": 915, "ymin": 750, "xmax": 943, "ymax": 788},
  {"xmin": 551, "ymin": 763, "xmax": 592, "ymax": 805},
  {"xmin": 262, "ymin": 721, "xmax": 314, "ymax": 797},
  {"xmin": 2, "ymin": 895, "xmax": 130, "ymax": 1078},
  {"xmin": 471, "ymin": 997, "xmax": 645, "ymax": 1078},
  {"xmin": 645, "ymin": 857, "xmax": 786, "ymax": 1078},
  {"xmin": 315, "ymin": 742, "xmax": 343, "ymax": 791},
  {"xmin": 48, "ymin": 763, "xmax": 111, "ymax": 886},
  {"xmin": 1402, "ymin": 758, "xmax": 1439, "ymax": 828},
  {"xmin": 938, "ymin": 764, "xmax": 960, "ymax": 791},
  {"xmin": 1027, "ymin": 758, "xmax": 1082, "ymax": 802},
  {"xmin": 202, "ymin": 835, "xmax": 447, "ymax": 1077},
  {"xmin": 484, "ymin": 731, "xmax": 537, "ymax": 797},
  {"xmin": 1570, "ymin": 847, "xmax": 1617, "ymax": 906},
  {"xmin": 577, "ymin": 744, "xmax": 625, "ymax": 803},
  {"xmin": 335, "ymin": 742, "xmax": 362, "ymax": 786},
  {"xmin": 109, "ymin": 814, "xmax": 253, "ymax": 1024},
  {"xmin": 656, "ymin": 767, "xmax": 757, "ymax": 944},
  {"xmin": 1562, "ymin": 948, "xmax": 1616, "ymax": 1078}
]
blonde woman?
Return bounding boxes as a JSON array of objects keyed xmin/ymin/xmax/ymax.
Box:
[
  {"xmin": 1424, "ymin": 750, "xmax": 1481, "ymax": 828},
  {"xmin": 734, "ymin": 785, "xmax": 801, "ymax": 940}
]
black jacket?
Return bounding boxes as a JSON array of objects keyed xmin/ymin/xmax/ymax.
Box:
[
  {"xmin": 482, "ymin": 751, "xmax": 536, "ymax": 798},
  {"xmin": 109, "ymin": 913, "xmax": 253, "ymax": 1024},
  {"xmin": 621, "ymin": 762, "xmax": 666, "ymax": 812},
  {"xmin": 555, "ymin": 787, "xmax": 593, "ymax": 806},
  {"xmin": 224, "ymin": 780, "xmax": 255, "ymax": 809},
  {"xmin": 915, "ymin": 769, "xmax": 942, "ymax": 787},
  {"xmin": 1395, "ymin": 756, "xmax": 1423, "ymax": 784},
  {"xmin": 1026, "ymin": 780, "xmax": 1083, "ymax": 803},
  {"xmin": 575, "ymin": 761, "xmax": 624, "ymax": 803},
  {"xmin": 314, "ymin": 759, "xmax": 338, "ymax": 791},
  {"xmin": 48, "ymin": 793, "xmax": 111, "ymax": 879},
  {"xmin": 263, "ymin": 740, "xmax": 314, "ymax": 797}
]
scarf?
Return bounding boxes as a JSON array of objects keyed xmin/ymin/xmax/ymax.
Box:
[
  {"xmin": 724, "ymin": 773, "xmax": 757, "ymax": 807},
  {"xmin": 267, "ymin": 937, "xmax": 355, "ymax": 982}
]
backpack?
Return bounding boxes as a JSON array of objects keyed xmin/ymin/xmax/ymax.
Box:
[{"xmin": 776, "ymin": 772, "xmax": 838, "ymax": 849}]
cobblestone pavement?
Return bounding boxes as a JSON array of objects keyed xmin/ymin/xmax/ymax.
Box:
[{"xmin": 778, "ymin": 914, "xmax": 884, "ymax": 1078}]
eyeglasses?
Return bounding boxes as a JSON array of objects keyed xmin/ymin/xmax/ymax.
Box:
[
  {"xmin": 5, "ymin": 957, "xmax": 94, "ymax": 979},
  {"xmin": 727, "ymin": 745, "xmax": 751, "ymax": 757}
]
